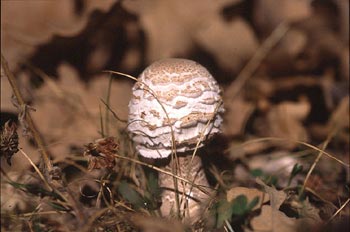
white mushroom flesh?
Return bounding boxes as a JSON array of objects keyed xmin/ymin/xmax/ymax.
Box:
[{"xmin": 128, "ymin": 58, "xmax": 224, "ymax": 159}]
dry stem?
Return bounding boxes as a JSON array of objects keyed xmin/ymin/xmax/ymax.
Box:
[
  {"xmin": 225, "ymin": 22, "xmax": 289, "ymax": 99},
  {"xmin": 1, "ymin": 54, "xmax": 53, "ymax": 173}
]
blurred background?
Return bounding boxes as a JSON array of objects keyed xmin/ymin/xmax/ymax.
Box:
[
  {"xmin": 1, "ymin": 0, "xmax": 349, "ymax": 231},
  {"xmin": 2, "ymin": 0, "xmax": 348, "ymax": 165}
]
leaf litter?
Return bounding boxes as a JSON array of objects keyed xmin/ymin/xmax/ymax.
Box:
[{"xmin": 1, "ymin": 0, "xmax": 349, "ymax": 231}]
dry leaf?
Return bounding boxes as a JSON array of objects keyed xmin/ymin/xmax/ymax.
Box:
[
  {"xmin": 252, "ymin": 178, "xmax": 321, "ymax": 231},
  {"xmin": 122, "ymin": 0, "xmax": 240, "ymax": 62},
  {"xmin": 195, "ymin": 17, "xmax": 258, "ymax": 72},
  {"xmin": 0, "ymin": 120, "xmax": 19, "ymax": 165},
  {"xmin": 309, "ymin": 96, "xmax": 349, "ymax": 142},
  {"xmin": 254, "ymin": 0, "xmax": 311, "ymax": 34},
  {"xmin": 334, "ymin": 0, "xmax": 349, "ymax": 43},
  {"xmin": 255, "ymin": 99, "xmax": 310, "ymax": 147},
  {"xmin": 223, "ymin": 96, "xmax": 255, "ymax": 136},
  {"xmin": 84, "ymin": 137, "xmax": 118, "ymax": 170},
  {"xmin": 130, "ymin": 214, "xmax": 185, "ymax": 232},
  {"xmin": 30, "ymin": 63, "xmax": 131, "ymax": 162},
  {"xmin": 296, "ymin": 198, "xmax": 322, "ymax": 222},
  {"xmin": 1, "ymin": 0, "xmax": 116, "ymax": 70},
  {"xmin": 0, "ymin": 74, "xmax": 17, "ymax": 113},
  {"xmin": 265, "ymin": 29, "xmax": 308, "ymax": 73},
  {"xmin": 227, "ymin": 139, "xmax": 277, "ymax": 160},
  {"xmin": 328, "ymin": 96, "xmax": 349, "ymax": 131},
  {"xmin": 340, "ymin": 48, "xmax": 349, "ymax": 81},
  {"xmin": 256, "ymin": 178, "xmax": 286, "ymax": 210},
  {"xmin": 250, "ymin": 198, "xmax": 321, "ymax": 232},
  {"xmin": 250, "ymin": 205, "xmax": 297, "ymax": 232},
  {"xmin": 251, "ymin": 179, "xmax": 303, "ymax": 231}
]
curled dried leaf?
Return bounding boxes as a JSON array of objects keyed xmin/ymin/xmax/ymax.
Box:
[
  {"xmin": 0, "ymin": 120, "xmax": 19, "ymax": 165},
  {"xmin": 83, "ymin": 137, "xmax": 118, "ymax": 170}
]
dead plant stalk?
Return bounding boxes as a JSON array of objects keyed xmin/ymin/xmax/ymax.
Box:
[{"xmin": 1, "ymin": 54, "xmax": 53, "ymax": 173}]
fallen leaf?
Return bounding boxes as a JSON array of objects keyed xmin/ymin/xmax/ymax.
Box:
[
  {"xmin": 328, "ymin": 96, "xmax": 349, "ymax": 131},
  {"xmin": 29, "ymin": 63, "xmax": 132, "ymax": 162},
  {"xmin": 130, "ymin": 214, "xmax": 185, "ymax": 232},
  {"xmin": 251, "ymin": 179, "xmax": 320, "ymax": 231},
  {"xmin": 250, "ymin": 205, "xmax": 296, "ymax": 232},
  {"xmin": 255, "ymin": 98, "xmax": 310, "ymax": 147},
  {"xmin": 256, "ymin": 178, "xmax": 286, "ymax": 210},
  {"xmin": 297, "ymin": 198, "xmax": 322, "ymax": 222},
  {"xmin": 195, "ymin": 16, "xmax": 258, "ymax": 72},
  {"xmin": 122, "ymin": 0, "xmax": 240, "ymax": 62},
  {"xmin": 0, "ymin": 73, "xmax": 17, "ymax": 113},
  {"xmin": 1, "ymin": 0, "xmax": 116, "ymax": 70},
  {"xmin": 223, "ymin": 96, "xmax": 255, "ymax": 136},
  {"xmin": 309, "ymin": 96, "xmax": 349, "ymax": 143},
  {"xmin": 253, "ymin": 0, "xmax": 311, "ymax": 35}
]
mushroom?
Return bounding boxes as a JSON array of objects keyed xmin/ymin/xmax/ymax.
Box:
[{"xmin": 127, "ymin": 58, "xmax": 224, "ymax": 223}]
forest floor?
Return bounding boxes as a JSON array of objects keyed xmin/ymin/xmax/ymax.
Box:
[{"xmin": 1, "ymin": 1, "xmax": 349, "ymax": 231}]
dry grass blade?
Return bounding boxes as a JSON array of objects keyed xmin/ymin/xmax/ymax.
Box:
[
  {"xmin": 326, "ymin": 198, "xmax": 350, "ymax": 224},
  {"xmin": 231, "ymin": 137, "xmax": 349, "ymax": 167},
  {"xmin": 1, "ymin": 54, "xmax": 53, "ymax": 173},
  {"xmin": 301, "ymin": 127, "xmax": 338, "ymax": 196},
  {"xmin": 104, "ymin": 74, "xmax": 113, "ymax": 136},
  {"xmin": 190, "ymin": 99, "xmax": 224, "ymax": 163},
  {"xmin": 80, "ymin": 207, "xmax": 111, "ymax": 232},
  {"xmin": 226, "ymin": 22, "xmax": 289, "ymax": 99},
  {"xmin": 113, "ymin": 153, "xmax": 213, "ymax": 196},
  {"xmin": 16, "ymin": 211, "xmax": 67, "ymax": 218},
  {"xmin": 103, "ymin": 70, "xmax": 178, "ymax": 157},
  {"xmin": 100, "ymin": 98, "xmax": 128, "ymax": 123},
  {"xmin": 104, "ymin": 70, "xmax": 183, "ymax": 215},
  {"xmin": 18, "ymin": 148, "xmax": 52, "ymax": 191},
  {"xmin": 178, "ymin": 99, "xmax": 224, "ymax": 218}
]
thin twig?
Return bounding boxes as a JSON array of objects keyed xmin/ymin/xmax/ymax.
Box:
[
  {"xmin": 105, "ymin": 70, "xmax": 182, "ymax": 217},
  {"xmin": 300, "ymin": 127, "xmax": 337, "ymax": 196},
  {"xmin": 104, "ymin": 74, "xmax": 113, "ymax": 136},
  {"xmin": 1, "ymin": 54, "xmax": 53, "ymax": 172},
  {"xmin": 326, "ymin": 198, "xmax": 350, "ymax": 224},
  {"xmin": 100, "ymin": 98, "xmax": 128, "ymax": 123},
  {"xmin": 18, "ymin": 149, "xmax": 52, "ymax": 191},
  {"xmin": 230, "ymin": 137, "xmax": 349, "ymax": 167},
  {"xmin": 99, "ymin": 104, "xmax": 105, "ymax": 137},
  {"xmin": 18, "ymin": 148, "xmax": 70, "ymax": 203},
  {"xmin": 113, "ymin": 153, "xmax": 213, "ymax": 195},
  {"xmin": 15, "ymin": 210, "xmax": 67, "ymax": 218}
]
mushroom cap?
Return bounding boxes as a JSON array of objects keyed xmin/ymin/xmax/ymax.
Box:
[{"xmin": 128, "ymin": 58, "xmax": 224, "ymax": 158}]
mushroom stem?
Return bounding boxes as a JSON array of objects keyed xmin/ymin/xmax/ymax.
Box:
[{"xmin": 158, "ymin": 154, "xmax": 212, "ymax": 224}]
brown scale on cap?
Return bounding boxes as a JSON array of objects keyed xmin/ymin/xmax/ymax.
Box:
[{"xmin": 144, "ymin": 59, "xmax": 210, "ymax": 86}]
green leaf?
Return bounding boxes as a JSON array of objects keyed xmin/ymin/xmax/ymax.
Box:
[
  {"xmin": 264, "ymin": 175, "xmax": 278, "ymax": 186},
  {"xmin": 216, "ymin": 195, "xmax": 261, "ymax": 228},
  {"xmin": 216, "ymin": 199, "xmax": 234, "ymax": 228},
  {"xmin": 146, "ymin": 172, "xmax": 160, "ymax": 197},
  {"xmin": 143, "ymin": 172, "xmax": 161, "ymax": 210},
  {"xmin": 250, "ymin": 169, "xmax": 263, "ymax": 177},
  {"xmin": 247, "ymin": 196, "xmax": 259, "ymax": 211},
  {"xmin": 48, "ymin": 202, "xmax": 70, "ymax": 211},
  {"xmin": 232, "ymin": 195, "xmax": 248, "ymax": 216},
  {"xmin": 291, "ymin": 163, "xmax": 303, "ymax": 176},
  {"xmin": 287, "ymin": 163, "xmax": 303, "ymax": 186},
  {"xmin": 7, "ymin": 181, "xmax": 60, "ymax": 199},
  {"xmin": 118, "ymin": 181, "xmax": 144, "ymax": 208}
]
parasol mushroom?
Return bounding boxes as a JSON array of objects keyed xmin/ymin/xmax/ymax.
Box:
[{"xmin": 128, "ymin": 58, "xmax": 224, "ymax": 224}]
